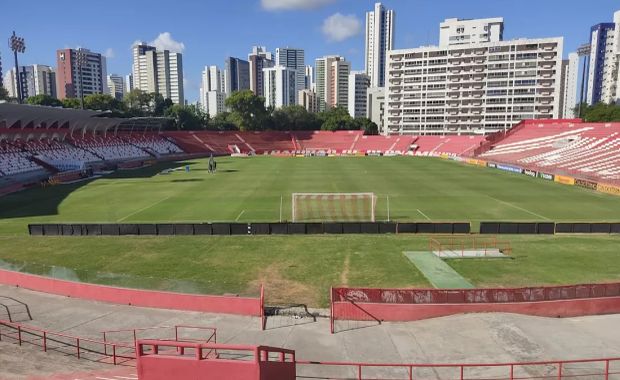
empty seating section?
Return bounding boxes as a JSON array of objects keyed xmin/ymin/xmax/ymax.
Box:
[
  {"xmin": 238, "ymin": 132, "xmax": 295, "ymax": 154},
  {"xmin": 293, "ymin": 131, "xmax": 363, "ymax": 154},
  {"xmin": 71, "ymin": 136, "xmax": 149, "ymax": 161},
  {"xmin": 23, "ymin": 140, "xmax": 100, "ymax": 164},
  {"xmin": 122, "ymin": 134, "xmax": 184, "ymax": 154},
  {"xmin": 0, "ymin": 133, "xmax": 185, "ymax": 180},
  {"xmin": 0, "ymin": 142, "xmax": 41, "ymax": 176},
  {"xmin": 166, "ymin": 132, "xmax": 249, "ymax": 155},
  {"xmin": 478, "ymin": 121, "xmax": 620, "ymax": 184},
  {"xmin": 163, "ymin": 130, "xmax": 485, "ymax": 156},
  {"xmin": 413, "ymin": 135, "xmax": 485, "ymax": 156}
]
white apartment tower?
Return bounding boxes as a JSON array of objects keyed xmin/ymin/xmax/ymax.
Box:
[
  {"xmin": 367, "ymin": 87, "xmax": 386, "ymax": 131},
  {"xmin": 560, "ymin": 53, "xmax": 579, "ymax": 118},
  {"xmin": 315, "ymin": 56, "xmax": 350, "ymax": 111},
  {"xmin": 276, "ymin": 47, "xmax": 305, "ymax": 102},
  {"xmin": 248, "ymin": 46, "xmax": 274, "ymax": 97},
  {"xmin": 385, "ymin": 38, "xmax": 564, "ymax": 135},
  {"xmin": 107, "ymin": 74, "xmax": 125, "ymax": 100},
  {"xmin": 439, "ymin": 18, "xmax": 504, "ymax": 47},
  {"xmin": 200, "ymin": 66, "xmax": 226, "ymax": 116},
  {"xmin": 132, "ymin": 42, "xmax": 184, "ymax": 104},
  {"xmin": 348, "ymin": 71, "xmax": 371, "ymax": 118},
  {"xmin": 365, "ymin": 3, "xmax": 395, "ymax": 88},
  {"xmin": 263, "ymin": 66, "xmax": 297, "ymax": 109},
  {"xmin": 305, "ymin": 65, "xmax": 315, "ymax": 91},
  {"xmin": 587, "ymin": 11, "xmax": 620, "ymax": 105},
  {"xmin": 4, "ymin": 65, "xmax": 57, "ymax": 99}
]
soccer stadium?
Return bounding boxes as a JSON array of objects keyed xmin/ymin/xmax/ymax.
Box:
[{"xmin": 2, "ymin": 2, "xmax": 620, "ymax": 380}]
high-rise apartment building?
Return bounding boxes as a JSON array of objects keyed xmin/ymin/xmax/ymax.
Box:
[
  {"xmin": 200, "ymin": 65, "xmax": 226, "ymax": 116},
  {"xmin": 4, "ymin": 65, "xmax": 57, "ymax": 99},
  {"xmin": 439, "ymin": 18, "xmax": 504, "ymax": 47},
  {"xmin": 263, "ymin": 66, "xmax": 297, "ymax": 108},
  {"xmin": 348, "ymin": 71, "xmax": 371, "ymax": 118},
  {"xmin": 587, "ymin": 11, "xmax": 620, "ymax": 105},
  {"xmin": 225, "ymin": 57, "xmax": 250, "ymax": 94},
  {"xmin": 131, "ymin": 42, "xmax": 184, "ymax": 104},
  {"xmin": 107, "ymin": 74, "xmax": 125, "ymax": 100},
  {"xmin": 56, "ymin": 48, "xmax": 107, "ymax": 99},
  {"xmin": 305, "ymin": 65, "xmax": 314, "ymax": 91},
  {"xmin": 276, "ymin": 48, "xmax": 305, "ymax": 101},
  {"xmin": 560, "ymin": 53, "xmax": 579, "ymax": 118},
  {"xmin": 298, "ymin": 89, "xmax": 319, "ymax": 113},
  {"xmin": 385, "ymin": 38, "xmax": 563, "ymax": 135},
  {"xmin": 315, "ymin": 56, "xmax": 350, "ymax": 111},
  {"xmin": 248, "ymin": 46, "xmax": 274, "ymax": 97},
  {"xmin": 367, "ymin": 87, "xmax": 386, "ymax": 131},
  {"xmin": 365, "ymin": 3, "xmax": 395, "ymax": 88},
  {"xmin": 125, "ymin": 74, "xmax": 133, "ymax": 92}
]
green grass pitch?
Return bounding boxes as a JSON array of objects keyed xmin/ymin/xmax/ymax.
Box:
[{"xmin": 0, "ymin": 156, "xmax": 619, "ymax": 306}]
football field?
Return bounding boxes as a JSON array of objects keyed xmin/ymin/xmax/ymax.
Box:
[{"xmin": 0, "ymin": 156, "xmax": 619, "ymax": 306}]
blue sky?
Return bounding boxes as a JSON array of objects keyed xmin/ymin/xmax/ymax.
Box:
[{"xmin": 1, "ymin": 0, "xmax": 619, "ymax": 102}]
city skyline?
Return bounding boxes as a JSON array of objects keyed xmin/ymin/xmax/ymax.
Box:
[{"xmin": 1, "ymin": 0, "xmax": 619, "ymax": 103}]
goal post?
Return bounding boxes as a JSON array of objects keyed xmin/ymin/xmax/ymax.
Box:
[{"xmin": 291, "ymin": 193, "xmax": 377, "ymax": 222}]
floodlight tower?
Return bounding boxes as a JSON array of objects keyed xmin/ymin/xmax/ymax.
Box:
[{"xmin": 8, "ymin": 31, "xmax": 26, "ymax": 103}]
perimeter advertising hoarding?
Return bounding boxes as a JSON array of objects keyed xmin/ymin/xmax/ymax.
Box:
[
  {"xmin": 597, "ymin": 183, "xmax": 620, "ymax": 196},
  {"xmin": 574, "ymin": 179, "xmax": 598, "ymax": 191},
  {"xmin": 554, "ymin": 175, "xmax": 575, "ymax": 186}
]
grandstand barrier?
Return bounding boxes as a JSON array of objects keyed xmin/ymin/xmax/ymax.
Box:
[
  {"xmin": 296, "ymin": 356, "xmax": 620, "ymax": 380},
  {"xmin": 0, "ymin": 268, "xmax": 264, "ymax": 319},
  {"xmin": 251, "ymin": 223, "xmax": 270, "ymax": 235},
  {"xmin": 330, "ymin": 283, "xmax": 620, "ymax": 332},
  {"xmin": 136, "ymin": 340, "xmax": 296, "ymax": 380},
  {"xmin": 481, "ymin": 222, "xmax": 560, "ymax": 235},
  {"xmin": 28, "ymin": 222, "xmax": 474, "ymax": 236}
]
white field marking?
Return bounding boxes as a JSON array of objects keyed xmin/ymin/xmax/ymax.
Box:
[
  {"xmin": 416, "ymin": 209, "xmax": 431, "ymax": 221},
  {"xmin": 235, "ymin": 210, "xmax": 246, "ymax": 222},
  {"xmin": 116, "ymin": 195, "xmax": 174, "ymax": 222},
  {"xmin": 486, "ymin": 195, "xmax": 551, "ymax": 220},
  {"xmin": 113, "ymin": 376, "xmax": 138, "ymax": 379}
]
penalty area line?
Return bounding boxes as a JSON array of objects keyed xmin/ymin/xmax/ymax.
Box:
[
  {"xmin": 235, "ymin": 210, "xmax": 246, "ymax": 222},
  {"xmin": 116, "ymin": 195, "xmax": 174, "ymax": 222},
  {"xmin": 486, "ymin": 195, "xmax": 551, "ymax": 220},
  {"xmin": 416, "ymin": 209, "xmax": 431, "ymax": 221}
]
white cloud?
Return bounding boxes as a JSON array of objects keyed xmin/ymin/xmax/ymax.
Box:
[
  {"xmin": 104, "ymin": 48, "xmax": 115, "ymax": 59},
  {"xmin": 261, "ymin": 0, "xmax": 335, "ymax": 11},
  {"xmin": 149, "ymin": 32, "xmax": 185, "ymax": 53},
  {"xmin": 321, "ymin": 13, "xmax": 361, "ymax": 42}
]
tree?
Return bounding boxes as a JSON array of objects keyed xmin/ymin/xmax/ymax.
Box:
[
  {"xmin": 24, "ymin": 94, "xmax": 63, "ymax": 107},
  {"xmin": 124, "ymin": 89, "xmax": 153, "ymax": 115},
  {"xmin": 153, "ymin": 94, "xmax": 174, "ymax": 116},
  {"xmin": 271, "ymin": 105, "xmax": 321, "ymax": 131},
  {"xmin": 0, "ymin": 85, "xmax": 8, "ymax": 101},
  {"xmin": 62, "ymin": 98, "xmax": 81, "ymax": 109},
  {"xmin": 209, "ymin": 112, "xmax": 239, "ymax": 131},
  {"xmin": 354, "ymin": 117, "xmax": 379, "ymax": 135},
  {"xmin": 83, "ymin": 93, "xmax": 124, "ymax": 112},
  {"xmin": 319, "ymin": 106, "xmax": 356, "ymax": 131},
  {"xmin": 165, "ymin": 104, "xmax": 207, "ymax": 130},
  {"xmin": 576, "ymin": 102, "xmax": 620, "ymax": 122},
  {"xmin": 225, "ymin": 90, "xmax": 270, "ymax": 131}
]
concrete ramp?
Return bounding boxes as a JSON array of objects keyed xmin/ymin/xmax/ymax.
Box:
[{"xmin": 404, "ymin": 251, "xmax": 474, "ymax": 289}]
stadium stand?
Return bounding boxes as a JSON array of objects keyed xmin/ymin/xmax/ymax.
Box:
[
  {"xmin": 293, "ymin": 131, "xmax": 362, "ymax": 154},
  {"xmin": 121, "ymin": 134, "xmax": 184, "ymax": 155},
  {"xmin": 477, "ymin": 120, "xmax": 620, "ymax": 184}
]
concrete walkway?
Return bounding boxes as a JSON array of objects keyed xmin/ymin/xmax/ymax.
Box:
[
  {"xmin": 2, "ymin": 285, "xmax": 620, "ymax": 379},
  {"xmin": 404, "ymin": 251, "xmax": 474, "ymax": 288}
]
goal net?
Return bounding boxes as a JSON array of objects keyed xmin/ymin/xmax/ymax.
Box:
[{"xmin": 292, "ymin": 193, "xmax": 376, "ymax": 222}]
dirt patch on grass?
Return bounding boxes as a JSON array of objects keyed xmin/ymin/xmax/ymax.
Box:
[
  {"xmin": 250, "ymin": 264, "xmax": 318, "ymax": 306},
  {"xmin": 340, "ymin": 253, "xmax": 350, "ymax": 286}
]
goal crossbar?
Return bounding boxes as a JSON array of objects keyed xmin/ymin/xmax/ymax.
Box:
[{"xmin": 291, "ymin": 192, "xmax": 376, "ymax": 222}]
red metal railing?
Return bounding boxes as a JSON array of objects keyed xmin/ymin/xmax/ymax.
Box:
[
  {"xmin": 296, "ymin": 356, "xmax": 620, "ymax": 380},
  {"xmin": 0, "ymin": 320, "xmax": 134, "ymax": 365},
  {"xmin": 136, "ymin": 340, "xmax": 296, "ymax": 363},
  {"xmin": 429, "ymin": 235, "xmax": 512, "ymax": 257}
]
